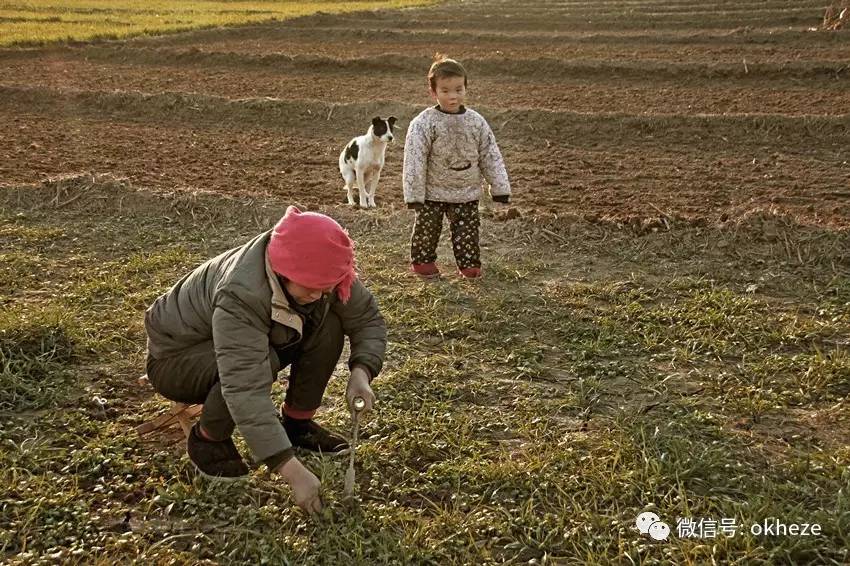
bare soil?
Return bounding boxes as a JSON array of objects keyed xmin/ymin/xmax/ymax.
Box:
[{"xmin": 1, "ymin": 0, "xmax": 848, "ymax": 227}]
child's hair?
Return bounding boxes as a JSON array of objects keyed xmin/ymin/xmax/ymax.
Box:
[{"xmin": 428, "ymin": 54, "xmax": 467, "ymax": 91}]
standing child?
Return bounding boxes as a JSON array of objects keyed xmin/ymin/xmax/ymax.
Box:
[{"xmin": 403, "ymin": 54, "xmax": 511, "ymax": 279}]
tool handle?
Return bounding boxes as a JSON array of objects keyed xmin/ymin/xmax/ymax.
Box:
[
  {"xmin": 348, "ymin": 429, "xmax": 357, "ymax": 466},
  {"xmin": 349, "ymin": 396, "xmax": 365, "ymax": 474},
  {"xmin": 349, "ymin": 412, "xmax": 360, "ymax": 471}
]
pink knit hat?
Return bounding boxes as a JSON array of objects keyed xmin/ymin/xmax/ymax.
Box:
[{"xmin": 268, "ymin": 206, "xmax": 357, "ymax": 303}]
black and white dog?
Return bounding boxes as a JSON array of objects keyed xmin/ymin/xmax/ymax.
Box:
[{"xmin": 339, "ymin": 116, "xmax": 396, "ymax": 208}]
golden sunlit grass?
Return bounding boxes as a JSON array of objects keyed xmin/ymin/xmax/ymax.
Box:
[{"xmin": 0, "ymin": 0, "xmax": 436, "ymax": 46}]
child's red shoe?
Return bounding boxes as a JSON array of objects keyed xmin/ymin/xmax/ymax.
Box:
[
  {"xmin": 458, "ymin": 267, "xmax": 481, "ymax": 279},
  {"xmin": 410, "ymin": 262, "xmax": 440, "ymax": 279}
]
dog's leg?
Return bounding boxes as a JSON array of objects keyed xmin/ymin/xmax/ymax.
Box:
[
  {"xmin": 367, "ymin": 170, "xmax": 381, "ymax": 208},
  {"xmin": 342, "ymin": 167, "xmax": 357, "ymax": 205},
  {"xmin": 355, "ymin": 167, "xmax": 369, "ymax": 209}
]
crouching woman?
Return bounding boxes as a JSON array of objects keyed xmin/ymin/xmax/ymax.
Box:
[{"xmin": 144, "ymin": 206, "xmax": 386, "ymax": 514}]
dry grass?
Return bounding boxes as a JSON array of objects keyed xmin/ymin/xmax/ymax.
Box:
[{"xmin": 823, "ymin": 2, "xmax": 850, "ymax": 29}]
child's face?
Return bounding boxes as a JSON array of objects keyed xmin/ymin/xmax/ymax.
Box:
[{"xmin": 430, "ymin": 75, "xmax": 466, "ymax": 113}]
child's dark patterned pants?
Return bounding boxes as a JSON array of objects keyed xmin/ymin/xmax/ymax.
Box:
[{"xmin": 410, "ymin": 200, "xmax": 481, "ymax": 269}]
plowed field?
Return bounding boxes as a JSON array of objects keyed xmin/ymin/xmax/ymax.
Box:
[{"xmin": 2, "ymin": 0, "xmax": 848, "ymax": 227}]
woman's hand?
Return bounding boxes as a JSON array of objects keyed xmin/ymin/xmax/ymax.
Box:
[
  {"xmin": 346, "ymin": 365, "xmax": 375, "ymax": 415},
  {"xmin": 276, "ymin": 457, "xmax": 322, "ymax": 515}
]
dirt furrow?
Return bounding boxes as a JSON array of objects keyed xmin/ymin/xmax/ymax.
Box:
[
  {"xmin": 1, "ymin": 85, "xmax": 847, "ymax": 146},
  {"xmin": 1, "ymin": 59, "xmax": 848, "ymax": 117},
  {"xmin": 275, "ymin": 9, "xmax": 821, "ymax": 33},
  {"xmin": 3, "ymin": 109, "xmax": 846, "ymax": 228},
  {"xmin": 6, "ymin": 34, "xmax": 850, "ymax": 65},
  {"xmin": 118, "ymin": 22, "xmax": 848, "ymax": 50},
  {"xmin": 128, "ymin": 38, "xmax": 849, "ymax": 64},
  {"xmin": 440, "ymin": 0, "xmax": 827, "ymax": 8},
  {"xmin": 3, "ymin": 47, "xmax": 848, "ymax": 86}
]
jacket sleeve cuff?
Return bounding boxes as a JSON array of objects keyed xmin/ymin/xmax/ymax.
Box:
[
  {"xmin": 492, "ymin": 195, "xmax": 510, "ymax": 203},
  {"xmin": 349, "ymin": 355, "xmax": 382, "ymax": 382},
  {"xmin": 264, "ymin": 447, "xmax": 295, "ymax": 472}
]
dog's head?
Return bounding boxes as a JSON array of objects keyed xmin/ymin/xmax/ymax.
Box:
[{"xmin": 370, "ymin": 116, "xmax": 396, "ymax": 143}]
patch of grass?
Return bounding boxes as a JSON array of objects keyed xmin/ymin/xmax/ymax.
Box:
[
  {"xmin": 0, "ymin": 309, "xmax": 75, "ymax": 411},
  {"xmin": 725, "ymin": 349, "xmax": 850, "ymax": 413},
  {"xmin": 821, "ymin": 276, "xmax": 850, "ymax": 313},
  {"xmin": 0, "ymin": 221, "xmax": 66, "ymax": 247},
  {"xmin": 546, "ymin": 280, "xmax": 817, "ymax": 356},
  {"xmin": 70, "ymin": 247, "xmax": 201, "ymax": 310},
  {"xmin": 0, "ymin": 252, "xmax": 48, "ymax": 297},
  {"xmin": 2, "ymin": 184, "xmax": 849, "ymax": 563},
  {"xmin": 0, "ymin": 0, "xmax": 437, "ymax": 46},
  {"xmin": 0, "ymin": 221, "xmax": 64, "ymax": 298},
  {"xmin": 11, "ymin": 235, "xmax": 203, "ymax": 354}
]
